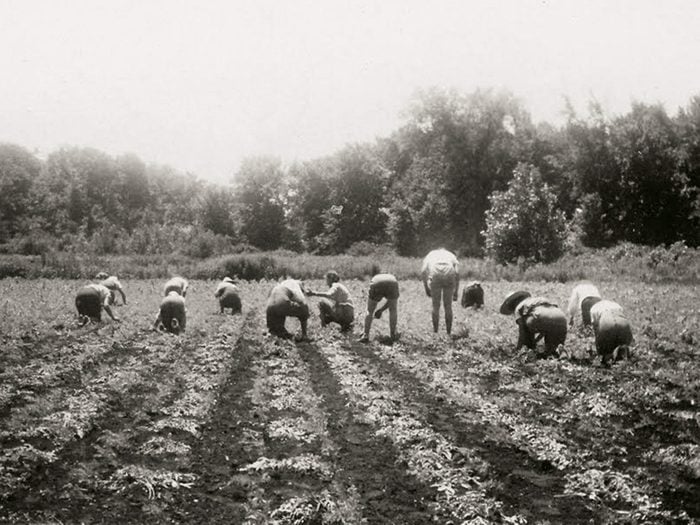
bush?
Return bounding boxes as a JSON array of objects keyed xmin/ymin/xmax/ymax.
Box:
[{"xmin": 483, "ymin": 163, "xmax": 567, "ymax": 264}]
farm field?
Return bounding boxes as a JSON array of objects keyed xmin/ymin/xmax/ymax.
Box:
[{"xmin": 0, "ymin": 278, "xmax": 698, "ymax": 524}]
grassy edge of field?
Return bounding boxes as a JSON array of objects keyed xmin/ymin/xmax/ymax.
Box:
[{"xmin": 0, "ymin": 243, "xmax": 698, "ymax": 283}]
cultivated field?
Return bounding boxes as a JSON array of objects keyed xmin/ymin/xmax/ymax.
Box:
[{"xmin": 0, "ymin": 278, "xmax": 698, "ymax": 524}]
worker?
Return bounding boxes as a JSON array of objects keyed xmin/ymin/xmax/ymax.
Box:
[
  {"xmin": 584, "ymin": 297, "xmax": 633, "ymax": 365},
  {"xmin": 214, "ymin": 277, "xmax": 242, "ymax": 314},
  {"xmin": 500, "ymin": 290, "xmax": 567, "ymax": 357},
  {"xmin": 75, "ymin": 283, "xmax": 121, "ymax": 325},
  {"xmin": 154, "ymin": 291, "xmax": 186, "ymax": 334},
  {"xmin": 567, "ymin": 281, "xmax": 601, "ymax": 326},
  {"xmin": 421, "ymin": 248, "xmax": 459, "ymax": 334},
  {"xmin": 266, "ymin": 279, "xmax": 310, "ymax": 340},
  {"xmin": 307, "ymin": 271, "xmax": 354, "ymax": 332},
  {"xmin": 164, "ymin": 276, "xmax": 188, "ymax": 297},
  {"xmin": 360, "ymin": 272, "xmax": 399, "ymax": 343}
]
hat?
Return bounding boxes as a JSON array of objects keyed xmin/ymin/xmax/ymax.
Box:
[
  {"xmin": 95, "ymin": 271, "xmax": 109, "ymax": 280},
  {"xmin": 499, "ymin": 290, "xmax": 531, "ymax": 315},
  {"xmin": 223, "ymin": 276, "xmax": 235, "ymax": 284},
  {"xmin": 580, "ymin": 296, "xmax": 602, "ymax": 325}
]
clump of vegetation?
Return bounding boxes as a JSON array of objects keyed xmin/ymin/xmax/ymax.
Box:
[{"xmin": 483, "ymin": 163, "xmax": 568, "ymax": 264}]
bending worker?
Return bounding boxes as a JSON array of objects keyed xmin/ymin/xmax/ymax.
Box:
[
  {"xmin": 164, "ymin": 276, "xmax": 188, "ymax": 297},
  {"xmin": 360, "ymin": 272, "xmax": 399, "ymax": 343},
  {"xmin": 461, "ymin": 281, "xmax": 484, "ymax": 309},
  {"xmin": 567, "ymin": 281, "xmax": 601, "ymax": 327},
  {"xmin": 266, "ymin": 279, "xmax": 310, "ymax": 340},
  {"xmin": 307, "ymin": 271, "xmax": 354, "ymax": 332},
  {"xmin": 582, "ymin": 297, "xmax": 633, "ymax": 365},
  {"xmin": 154, "ymin": 291, "xmax": 186, "ymax": 334},
  {"xmin": 75, "ymin": 283, "xmax": 121, "ymax": 325},
  {"xmin": 98, "ymin": 274, "xmax": 127, "ymax": 305},
  {"xmin": 500, "ymin": 290, "xmax": 567, "ymax": 357},
  {"xmin": 422, "ymin": 248, "xmax": 459, "ymax": 334},
  {"xmin": 214, "ymin": 277, "xmax": 242, "ymax": 314}
]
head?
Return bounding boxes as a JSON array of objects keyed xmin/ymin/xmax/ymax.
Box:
[
  {"xmin": 461, "ymin": 281, "xmax": 484, "ymax": 308},
  {"xmin": 580, "ymin": 296, "xmax": 602, "ymax": 325},
  {"xmin": 95, "ymin": 271, "xmax": 109, "ymax": 280},
  {"xmin": 325, "ymin": 271, "xmax": 340, "ymax": 287},
  {"xmin": 170, "ymin": 318, "xmax": 181, "ymax": 334}
]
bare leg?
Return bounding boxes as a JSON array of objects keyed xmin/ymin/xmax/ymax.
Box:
[
  {"xmin": 443, "ymin": 284, "xmax": 454, "ymax": 335},
  {"xmin": 363, "ymin": 298, "xmax": 379, "ymax": 341},
  {"xmin": 431, "ymin": 287, "xmax": 441, "ymax": 333},
  {"xmin": 388, "ymin": 299, "xmax": 398, "ymax": 339}
]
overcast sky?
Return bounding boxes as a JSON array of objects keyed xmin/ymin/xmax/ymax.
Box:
[{"xmin": 1, "ymin": 0, "xmax": 699, "ymax": 183}]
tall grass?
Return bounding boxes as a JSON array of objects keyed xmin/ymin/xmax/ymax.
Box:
[{"xmin": 0, "ymin": 243, "xmax": 697, "ymax": 283}]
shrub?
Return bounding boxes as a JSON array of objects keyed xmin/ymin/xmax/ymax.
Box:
[{"xmin": 483, "ymin": 163, "xmax": 567, "ymax": 264}]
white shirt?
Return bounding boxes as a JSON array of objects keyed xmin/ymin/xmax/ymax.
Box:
[
  {"xmin": 421, "ymin": 249, "xmax": 458, "ymax": 279},
  {"xmin": 590, "ymin": 300, "xmax": 624, "ymax": 327}
]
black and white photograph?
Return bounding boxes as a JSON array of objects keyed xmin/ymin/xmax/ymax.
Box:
[{"xmin": 0, "ymin": 1, "xmax": 698, "ymax": 523}]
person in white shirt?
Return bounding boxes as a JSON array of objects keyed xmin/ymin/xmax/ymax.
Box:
[
  {"xmin": 214, "ymin": 277, "xmax": 242, "ymax": 314},
  {"xmin": 164, "ymin": 276, "xmax": 188, "ymax": 297},
  {"xmin": 583, "ymin": 297, "xmax": 633, "ymax": 365},
  {"xmin": 154, "ymin": 291, "xmax": 186, "ymax": 334},
  {"xmin": 98, "ymin": 275, "xmax": 127, "ymax": 305},
  {"xmin": 307, "ymin": 271, "xmax": 354, "ymax": 332},
  {"xmin": 75, "ymin": 283, "xmax": 121, "ymax": 325},
  {"xmin": 421, "ymin": 248, "xmax": 460, "ymax": 334},
  {"xmin": 566, "ymin": 281, "xmax": 601, "ymax": 327},
  {"xmin": 500, "ymin": 290, "xmax": 567, "ymax": 357},
  {"xmin": 266, "ymin": 279, "xmax": 310, "ymax": 340}
]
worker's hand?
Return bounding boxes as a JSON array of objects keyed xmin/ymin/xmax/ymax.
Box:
[
  {"xmin": 374, "ymin": 310, "xmax": 383, "ymax": 319},
  {"xmin": 113, "ymin": 317, "xmax": 122, "ymax": 323}
]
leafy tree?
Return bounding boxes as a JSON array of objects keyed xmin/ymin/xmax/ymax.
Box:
[
  {"xmin": 391, "ymin": 87, "xmax": 537, "ymax": 254},
  {"xmin": 234, "ymin": 156, "xmax": 289, "ymax": 250},
  {"xmin": 199, "ymin": 186, "xmax": 236, "ymax": 237},
  {"xmin": 483, "ymin": 163, "xmax": 567, "ymax": 264},
  {"xmin": 0, "ymin": 144, "xmax": 42, "ymax": 241},
  {"xmin": 287, "ymin": 158, "xmax": 335, "ymax": 252}
]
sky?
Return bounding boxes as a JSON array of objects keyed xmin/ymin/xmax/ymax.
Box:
[{"xmin": 1, "ymin": 0, "xmax": 699, "ymax": 183}]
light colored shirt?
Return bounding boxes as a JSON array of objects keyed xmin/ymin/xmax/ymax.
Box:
[
  {"xmin": 590, "ymin": 300, "xmax": 625, "ymax": 327},
  {"xmin": 515, "ymin": 297, "xmax": 558, "ymax": 321},
  {"xmin": 327, "ymin": 282, "xmax": 353, "ymax": 307},
  {"xmin": 215, "ymin": 281, "xmax": 238, "ymax": 297},
  {"xmin": 567, "ymin": 282, "xmax": 601, "ymax": 317},
  {"xmin": 86, "ymin": 283, "xmax": 111, "ymax": 305},
  {"xmin": 280, "ymin": 279, "xmax": 307, "ymax": 304},
  {"xmin": 422, "ymin": 249, "xmax": 458, "ymax": 279},
  {"xmin": 164, "ymin": 276, "xmax": 188, "ymax": 296},
  {"xmin": 99, "ymin": 276, "xmax": 123, "ymax": 291}
]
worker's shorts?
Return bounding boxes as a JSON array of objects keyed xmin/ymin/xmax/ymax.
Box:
[
  {"xmin": 525, "ymin": 306, "xmax": 567, "ymax": 353},
  {"xmin": 428, "ymin": 272, "xmax": 457, "ymax": 297},
  {"xmin": 75, "ymin": 287, "xmax": 101, "ymax": 320},
  {"xmin": 319, "ymin": 300, "xmax": 354, "ymax": 329},
  {"xmin": 596, "ymin": 314, "xmax": 633, "ymax": 357},
  {"xmin": 219, "ymin": 288, "xmax": 242, "ymax": 312},
  {"xmin": 369, "ymin": 279, "xmax": 400, "ymax": 302}
]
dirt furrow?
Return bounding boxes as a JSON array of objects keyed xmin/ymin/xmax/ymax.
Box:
[
  {"xmin": 350, "ymin": 340, "xmax": 601, "ymax": 523},
  {"xmin": 1, "ymin": 314, "xmax": 240, "ymax": 524}
]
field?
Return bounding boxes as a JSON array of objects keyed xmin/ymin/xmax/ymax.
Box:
[{"xmin": 0, "ymin": 277, "xmax": 698, "ymax": 524}]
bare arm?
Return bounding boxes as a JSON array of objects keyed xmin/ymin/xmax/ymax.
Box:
[
  {"xmin": 118, "ymin": 288, "xmax": 127, "ymax": 305},
  {"xmin": 102, "ymin": 303, "xmax": 121, "ymax": 322}
]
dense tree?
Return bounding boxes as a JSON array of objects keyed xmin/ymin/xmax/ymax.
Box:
[
  {"xmin": 234, "ymin": 156, "xmax": 289, "ymax": 250},
  {"xmin": 483, "ymin": 163, "xmax": 567, "ymax": 264},
  {"xmin": 0, "ymin": 144, "xmax": 42, "ymax": 241}
]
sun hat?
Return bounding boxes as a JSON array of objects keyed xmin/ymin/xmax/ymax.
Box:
[
  {"xmin": 499, "ymin": 290, "xmax": 531, "ymax": 315},
  {"xmin": 223, "ymin": 277, "xmax": 235, "ymax": 284}
]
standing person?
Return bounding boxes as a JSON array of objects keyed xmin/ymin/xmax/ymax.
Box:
[
  {"xmin": 75, "ymin": 283, "xmax": 121, "ymax": 325},
  {"xmin": 214, "ymin": 277, "xmax": 242, "ymax": 314},
  {"xmin": 307, "ymin": 271, "xmax": 354, "ymax": 332},
  {"xmin": 164, "ymin": 276, "xmax": 188, "ymax": 297},
  {"xmin": 98, "ymin": 275, "xmax": 127, "ymax": 305},
  {"xmin": 266, "ymin": 279, "xmax": 310, "ymax": 340},
  {"xmin": 359, "ymin": 272, "xmax": 399, "ymax": 343},
  {"xmin": 154, "ymin": 291, "xmax": 186, "ymax": 334},
  {"xmin": 584, "ymin": 297, "xmax": 633, "ymax": 365},
  {"xmin": 421, "ymin": 248, "xmax": 460, "ymax": 334},
  {"xmin": 500, "ymin": 291, "xmax": 567, "ymax": 357},
  {"xmin": 567, "ymin": 281, "xmax": 601, "ymax": 326}
]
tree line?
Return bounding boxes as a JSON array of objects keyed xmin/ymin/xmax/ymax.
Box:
[{"xmin": 1, "ymin": 88, "xmax": 698, "ymax": 261}]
